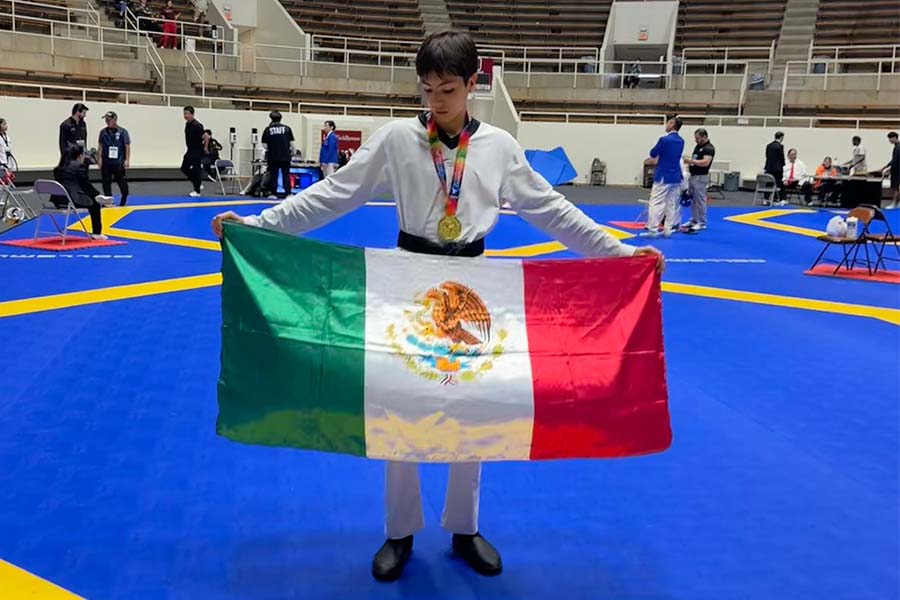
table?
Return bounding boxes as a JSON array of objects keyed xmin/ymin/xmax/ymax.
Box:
[{"xmin": 812, "ymin": 175, "xmax": 884, "ymax": 208}]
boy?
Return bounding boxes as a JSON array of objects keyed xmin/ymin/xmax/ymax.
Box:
[
  {"xmin": 212, "ymin": 31, "xmax": 663, "ymax": 582},
  {"xmin": 319, "ymin": 120, "xmax": 339, "ymax": 177},
  {"xmin": 182, "ymin": 106, "xmax": 205, "ymax": 198}
]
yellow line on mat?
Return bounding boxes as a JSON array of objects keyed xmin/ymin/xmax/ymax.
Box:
[
  {"xmin": 0, "ymin": 560, "xmax": 82, "ymax": 599},
  {"xmin": 0, "ymin": 273, "xmax": 222, "ymax": 319},
  {"xmin": 724, "ymin": 208, "xmax": 823, "ymax": 238},
  {"xmin": 662, "ymin": 281, "xmax": 900, "ymax": 326},
  {"xmin": 104, "ymin": 228, "xmax": 222, "ymax": 251}
]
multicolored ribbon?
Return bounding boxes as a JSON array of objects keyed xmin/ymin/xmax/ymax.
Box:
[{"xmin": 426, "ymin": 113, "xmax": 476, "ymax": 219}]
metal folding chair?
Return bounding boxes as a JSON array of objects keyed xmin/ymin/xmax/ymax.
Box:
[
  {"xmin": 752, "ymin": 173, "xmax": 777, "ymax": 206},
  {"xmin": 861, "ymin": 204, "xmax": 900, "ymax": 273},
  {"xmin": 32, "ymin": 179, "xmax": 92, "ymax": 245},
  {"xmin": 809, "ymin": 206, "xmax": 875, "ymax": 275},
  {"xmin": 215, "ymin": 159, "xmax": 242, "ymax": 196},
  {"xmin": 1, "ymin": 169, "xmax": 36, "ymax": 224}
]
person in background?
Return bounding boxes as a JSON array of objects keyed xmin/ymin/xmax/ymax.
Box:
[
  {"xmin": 97, "ymin": 111, "xmax": 131, "ymax": 207},
  {"xmin": 813, "ymin": 156, "xmax": 839, "ymax": 206},
  {"xmin": 683, "ymin": 127, "xmax": 715, "ymax": 232},
  {"xmin": 262, "ymin": 110, "xmax": 295, "ymax": 199},
  {"xmin": 844, "ymin": 135, "xmax": 867, "ymax": 176},
  {"xmin": 883, "ymin": 131, "xmax": 899, "ymax": 209},
  {"xmin": 201, "ymin": 129, "xmax": 223, "ymax": 182},
  {"xmin": 319, "ymin": 120, "xmax": 339, "ymax": 177},
  {"xmin": 624, "ymin": 61, "xmax": 641, "ymax": 89},
  {"xmin": 55, "ymin": 145, "xmax": 114, "ymax": 239},
  {"xmin": 160, "ymin": 0, "xmax": 179, "ymax": 49},
  {"xmin": 0, "ymin": 118, "xmax": 14, "ymax": 177},
  {"xmin": 181, "ymin": 106, "xmax": 205, "ymax": 198},
  {"xmin": 644, "ymin": 115, "xmax": 685, "ymax": 237},
  {"xmin": 764, "ymin": 131, "xmax": 786, "ymax": 203},
  {"xmin": 59, "ymin": 103, "xmax": 89, "ymax": 161},
  {"xmin": 782, "ymin": 148, "xmax": 812, "ymax": 205}
]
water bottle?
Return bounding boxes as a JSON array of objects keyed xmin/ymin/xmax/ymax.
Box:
[{"xmin": 846, "ymin": 216, "xmax": 858, "ymax": 239}]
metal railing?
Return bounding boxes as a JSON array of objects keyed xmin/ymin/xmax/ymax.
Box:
[
  {"xmin": 518, "ymin": 111, "xmax": 900, "ymax": 129},
  {"xmin": 145, "ymin": 36, "xmax": 166, "ymax": 94},
  {"xmin": 780, "ymin": 58, "xmax": 900, "ymax": 115},
  {"xmin": 681, "ymin": 42, "xmax": 776, "ymax": 82},
  {"xmin": 296, "ymin": 101, "xmax": 423, "ymax": 118},
  {"xmin": 185, "ymin": 48, "xmax": 205, "ymax": 96},
  {"xmin": 809, "ymin": 43, "xmax": 900, "ymax": 63},
  {"xmin": 257, "ymin": 43, "xmax": 420, "ymax": 82},
  {"xmin": 0, "ymin": 80, "xmax": 294, "ymax": 111}
]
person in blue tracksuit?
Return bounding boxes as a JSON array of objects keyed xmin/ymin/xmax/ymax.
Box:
[{"xmin": 319, "ymin": 120, "xmax": 339, "ymax": 177}]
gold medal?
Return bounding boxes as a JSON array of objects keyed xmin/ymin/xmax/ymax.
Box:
[{"xmin": 437, "ymin": 215, "xmax": 462, "ymax": 242}]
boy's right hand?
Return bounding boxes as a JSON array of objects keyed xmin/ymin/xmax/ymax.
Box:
[{"xmin": 212, "ymin": 211, "xmax": 244, "ymax": 239}]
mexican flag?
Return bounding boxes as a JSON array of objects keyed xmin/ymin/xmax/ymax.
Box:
[{"xmin": 217, "ymin": 223, "xmax": 671, "ymax": 463}]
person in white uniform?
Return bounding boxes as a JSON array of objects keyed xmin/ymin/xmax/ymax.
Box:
[
  {"xmin": 844, "ymin": 135, "xmax": 867, "ymax": 176},
  {"xmin": 212, "ymin": 30, "xmax": 665, "ymax": 583}
]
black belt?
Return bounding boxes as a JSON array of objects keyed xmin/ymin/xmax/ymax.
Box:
[{"xmin": 397, "ymin": 230, "xmax": 484, "ymax": 257}]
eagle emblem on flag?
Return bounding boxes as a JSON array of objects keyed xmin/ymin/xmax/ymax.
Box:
[{"xmin": 386, "ymin": 281, "xmax": 508, "ymax": 385}]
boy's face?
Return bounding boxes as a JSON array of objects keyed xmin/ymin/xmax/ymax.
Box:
[{"xmin": 421, "ymin": 73, "xmax": 476, "ymax": 126}]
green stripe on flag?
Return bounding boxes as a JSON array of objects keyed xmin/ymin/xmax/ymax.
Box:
[{"xmin": 217, "ymin": 223, "xmax": 368, "ymax": 456}]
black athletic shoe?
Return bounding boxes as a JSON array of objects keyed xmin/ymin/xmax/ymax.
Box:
[
  {"xmin": 452, "ymin": 532, "xmax": 503, "ymax": 576},
  {"xmin": 372, "ymin": 535, "xmax": 413, "ymax": 582}
]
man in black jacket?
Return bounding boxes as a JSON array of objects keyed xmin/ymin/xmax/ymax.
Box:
[
  {"xmin": 764, "ymin": 131, "xmax": 786, "ymax": 203},
  {"xmin": 59, "ymin": 103, "xmax": 89, "ymax": 160},
  {"xmin": 54, "ymin": 145, "xmax": 114, "ymax": 239},
  {"xmin": 181, "ymin": 106, "xmax": 205, "ymax": 197}
]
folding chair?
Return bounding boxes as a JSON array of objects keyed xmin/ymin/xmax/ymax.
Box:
[
  {"xmin": 0, "ymin": 169, "xmax": 36, "ymax": 223},
  {"xmin": 809, "ymin": 206, "xmax": 875, "ymax": 275},
  {"xmin": 32, "ymin": 179, "xmax": 92, "ymax": 245},
  {"xmin": 752, "ymin": 173, "xmax": 777, "ymax": 206},
  {"xmin": 215, "ymin": 159, "xmax": 242, "ymax": 196},
  {"xmin": 860, "ymin": 204, "xmax": 900, "ymax": 273}
]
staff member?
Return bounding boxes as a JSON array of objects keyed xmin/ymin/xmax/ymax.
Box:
[
  {"xmin": 59, "ymin": 103, "xmax": 89, "ymax": 160},
  {"xmin": 262, "ymin": 110, "xmax": 295, "ymax": 198},
  {"xmin": 844, "ymin": 135, "xmax": 867, "ymax": 176},
  {"xmin": 644, "ymin": 115, "xmax": 685, "ymax": 237},
  {"xmin": 883, "ymin": 131, "xmax": 899, "ymax": 210},
  {"xmin": 764, "ymin": 131, "xmax": 785, "ymax": 203},
  {"xmin": 201, "ymin": 129, "xmax": 223, "ymax": 181},
  {"xmin": 319, "ymin": 120, "xmax": 339, "ymax": 177},
  {"xmin": 181, "ymin": 106, "xmax": 205, "ymax": 198},
  {"xmin": 684, "ymin": 127, "xmax": 715, "ymax": 232},
  {"xmin": 97, "ymin": 111, "xmax": 131, "ymax": 206}
]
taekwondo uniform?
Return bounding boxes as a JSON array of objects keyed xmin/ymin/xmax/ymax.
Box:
[{"xmin": 242, "ymin": 112, "xmax": 638, "ymax": 547}]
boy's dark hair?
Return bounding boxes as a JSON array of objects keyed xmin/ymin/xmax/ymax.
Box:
[
  {"xmin": 325, "ymin": 120, "xmax": 336, "ymax": 130},
  {"xmin": 67, "ymin": 145, "xmax": 85, "ymax": 161},
  {"xmin": 183, "ymin": 106, "xmax": 195, "ymax": 114},
  {"xmin": 416, "ymin": 30, "xmax": 479, "ymax": 81},
  {"xmin": 852, "ymin": 135, "xmax": 861, "ymax": 144},
  {"xmin": 270, "ymin": 110, "xmax": 282, "ymax": 122},
  {"xmin": 775, "ymin": 131, "xmax": 784, "ymax": 140},
  {"xmin": 204, "ymin": 129, "xmax": 212, "ymax": 135},
  {"xmin": 72, "ymin": 103, "xmax": 89, "ymax": 115},
  {"xmin": 889, "ymin": 132, "xmax": 899, "ymax": 139}
]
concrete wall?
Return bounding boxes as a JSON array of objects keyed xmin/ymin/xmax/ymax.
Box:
[
  {"xmin": 0, "ymin": 47, "xmax": 150, "ymax": 80},
  {"xmin": 209, "ymin": 0, "xmax": 258, "ymax": 29},
  {"xmin": 610, "ymin": 1, "xmax": 678, "ymax": 46},
  {"xmin": 517, "ymin": 121, "xmax": 898, "ymax": 186},
  {"xmin": 2, "ymin": 97, "xmax": 895, "ymax": 186}
]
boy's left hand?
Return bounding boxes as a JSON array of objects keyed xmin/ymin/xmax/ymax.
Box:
[{"xmin": 635, "ymin": 246, "xmax": 665, "ymax": 275}]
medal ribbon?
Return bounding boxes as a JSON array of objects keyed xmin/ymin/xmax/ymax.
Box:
[{"xmin": 427, "ymin": 113, "xmax": 475, "ymax": 218}]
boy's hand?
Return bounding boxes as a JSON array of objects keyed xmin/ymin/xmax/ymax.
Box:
[
  {"xmin": 635, "ymin": 246, "xmax": 665, "ymax": 275},
  {"xmin": 212, "ymin": 211, "xmax": 244, "ymax": 239}
]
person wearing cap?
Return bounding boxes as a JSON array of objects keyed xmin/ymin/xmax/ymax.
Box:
[
  {"xmin": 261, "ymin": 111, "xmax": 295, "ymax": 199},
  {"xmin": 97, "ymin": 111, "xmax": 131, "ymax": 207},
  {"xmin": 59, "ymin": 103, "xmax": 89, "ymax": 160}
]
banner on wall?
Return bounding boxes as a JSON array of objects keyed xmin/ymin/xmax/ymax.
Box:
[
  {"xmin": 476, "ymin": 58, "xmax": 494, "ymax": 92},
  {"xmin": 321, "ymin": 130, "xmax": 363, "ymax": 151}
]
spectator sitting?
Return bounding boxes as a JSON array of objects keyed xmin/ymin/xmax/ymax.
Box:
[
  {"xmin": 201, "ymin": 129, "xmax": 223, "ymax": 182},
  {"xmin": 624, "ymin": 61, "xmax": 641, "ymax": 89},
  {"xmin": 54, "ymin": 145, "xmax": 114, "ymax": 240},
  {"xmin": 813, "ymin": 156, "xmax": 840, "ymax": 205},
  {"xmin": 782, "ymin": 148, "xmax": 812, "ymax": 205}
]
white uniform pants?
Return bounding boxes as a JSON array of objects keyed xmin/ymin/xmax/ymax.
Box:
[
  {"xmin": 385, "ymin": 461, "xmax": 481, "ymax": 540},
  {"xmin": 647, "ymin": 181, "xmax": 682, "ymax": 233},
  {"xmin": 321, "ymin": 163, "xmax": 337, "ymax": 177}
]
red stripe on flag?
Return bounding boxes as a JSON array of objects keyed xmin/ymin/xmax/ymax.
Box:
[{"xmin": 523, "ymin": 256, "xmax": 671, "ymax": 460}]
